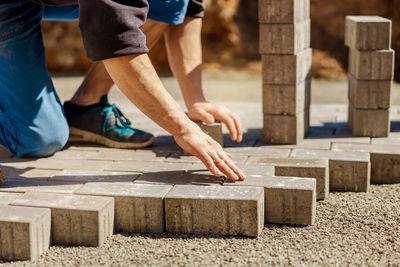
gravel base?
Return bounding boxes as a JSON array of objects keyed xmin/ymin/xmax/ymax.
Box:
[{"xmin": 1, "ymin": 184, "xmax": 399, "ymax": 267}]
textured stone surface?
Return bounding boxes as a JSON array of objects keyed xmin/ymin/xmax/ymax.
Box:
[
  {"xmin": 331, "ymin": 143, "xmax": 400, "ymax": 184},
  {"xmin": 348, "ymin": 74, "xmax": 391, "ymax": 109},
  {"xmin": 51, "ymin": 170, "xmax": 139, "ymax": 183},
  {"xmin": 196, "ymin": 121, "xmax": 224, "ymax": 147},
  {"xmin": 348, "ymin": 104, "xmax": 390, "ymax": 137},
  {"xmin": 291, "ymin": 149, "xmax": 370, "ymax": 192},
  {"xmin": 0, "ymin": 180, "xmax": 84, "ymax": 194},
  {"xmin": 225, "ymin": 176, "xmax": 316, "ymax": 225},
  {"xmin": 345, "ymin": 16, "xmax": 392, "ymax": 51},
  {"xmin": 224, "ymin": 146, "xmax": 291, "ymax": 157},
  {"xmin": 247, "ymin": 157, "xmax": 329, "ymax": 200},
  {"xmin": 0, "ymin": 167, "xmax": 3, "ymax": 184},
  {"xmin": 259, "ymin": 20, "xmax": 310, "ymax": 54},
  {"xmin": 0, "ymin": 206, "xmax": 51, "ymax": 261},
  {"xmin": 76, "ymin": 183, "xmax": 172, "ymax": 233},
  {"xmin": 10, "ymin": 192, "xmax": 114, "ymax": 247},
  {"xmin": 258, "ymin": 0, "xmax": 309, "ymax": 23},
  {"xmin": 262, "ymin": 48, "xmax": 312, "ymax": 85},
  {"xmin": 165, "ymin": 185, "xmax": 264, "ymax": 237},
  {"xmin": 349, "ymin": 49, "xmax": 395, "ymax": 80},
  {"xmin": 263, "ymin": 79, "xmax": 311, "ymax": 115},
  {"xmin": 0, "ymin": 192, "xmax": 22, "ymax": 206},
  {"xmin": 263, "ymin": 112, "xmax": 305, "ymax": 144}
]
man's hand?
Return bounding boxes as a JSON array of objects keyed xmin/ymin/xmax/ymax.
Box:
[
  {"xmin": 174, "ymin": 122, "xmax": 246, "ymax": 181},
  {"xmin": 188, "ymin": 102, "xmax": 243, "ymax": 142}
]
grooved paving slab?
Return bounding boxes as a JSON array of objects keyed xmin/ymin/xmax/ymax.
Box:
[
  {"xmin": 262, "ymin": 48, "xmax": 312, "ymax": 85},
  {"xmin": 106, "ymin": 161, "xmax": 194, "ymax": 173},
  {"xmin": 263, "ymin": 79, "xmax": 311, "ymax": 115},
  {"xmin": 0, "ymin": 179, "xmax": 84, "ymax": 194},
  {"xmin": 247, "ymin": 157, "xmax": 328, "ymax": 200},
  {"xmin": 258, "ymin": 0, "xmax": 309, "ymax": 23},
  {"xmin": 224, "ymin": 146, "xmax": 291, "ymax": 158},
  {"xmin": 87, "ymin": 149, "xmax": 169, "ymax": 162},
  {"xmin": 51, "ymin": 170, "xmax": 139, "ymax": 183},
  {"xmin": 10, "ymin": 192, "xmax": 114, "ymax": 247},
  {"xmin": 331, "ymin": 142, "xmax": 400, "ymax": 184},
  {"xmin": 0, "ymin": 206, "xmax": 51, "ymax": 261},
  {"xmin": 0, "ymin": 192, "xmax": 23, "ymax": 205},
  {"xmin": 348, "ymin": 104, "xmax": 390, "ymax": 137},
  {"xmin": 348, "ymin": 48, "xmax": 394, "ymax": 80},
  {"xmin": 345, "ymin": 16, "xmax": 392, "ymax": 50},
  {"xmin": 291, "ymin": 149, "xmax": 370, "ymax": 192},
  {"xmin": 165, "ymin": 185, "xmax": 264, "ymax": 237},
  {"xmin": 76, "ymin": 183, "xmax": 172, "ymax": 233},
  {"xmin": 224, "ymin": 176, "xmax": 316, "ymax": 225},
  {"xmin": 259, "ymin": 20, "xmax": 310, "ymax": 54},
  {"xmin": 348, "ymin": 74, "xmax": 391, "ymax": 109},
  {"xmin": 1, "ymin": 158, "xmax": 113, "ymax": 171},
  {"xmin": 1, "ymin": 168, "xmax": 61, "ymax": 181}
]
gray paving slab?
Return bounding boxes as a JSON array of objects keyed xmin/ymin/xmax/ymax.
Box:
[
  {"xmin": 349, "ymin": 48, "xmax": 394, "ymax": 80},
  {"xmin": 51, "ymin": 170, "xmax": 139, "ymax": 183},
  {"xmin": 165, "ymin": 185, "xmax": 264, "ymax": 237},
  {"xmin": 0, "ymin": 192, "xmax": 23, "ymax": 206},
  {"xmin": 224, "ymin": 175, "xmax": 316, "ymax": 225},
  {"xmin": 0, "ymin": 179, "xmax": 84, "ymax": 194},
  {"xmin": 291, "ymin": 149, "xmax": 370, "ymax": 192},
  {"xmin": 76, "ymin": 183, "xmax": 172, "ymax": 233},
  {"xmin": 0, "ymin": 206, "xmax": 51, "ymax": 261},
  {"xmin": 258, "ymin": 0, "xmax": 309, "ymax": 23},
  {"xmin": 10, "ymin": 192, "xmax": 114, "ymax": 247}
]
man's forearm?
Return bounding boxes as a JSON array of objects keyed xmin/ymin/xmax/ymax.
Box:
[
  {"xmin": 164, "ymin": 17, "xmax": 205, "ymax": 108},
  {"xmin": 102, "ymin": 53, "xmax": 193, "ymax": 136}
]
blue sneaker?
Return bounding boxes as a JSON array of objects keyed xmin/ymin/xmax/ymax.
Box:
[{"xmin": 64, "ymin": 95, "xmax": 155, "ymax": 149}]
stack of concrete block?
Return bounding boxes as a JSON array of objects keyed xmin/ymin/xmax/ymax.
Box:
[
  {"xmin": 345, "ymin": 16, "xmax": 395, "ymax": 137},
  {"xmin": 259, "ymin": 0, "xmax": 312, "ymax": 144}
]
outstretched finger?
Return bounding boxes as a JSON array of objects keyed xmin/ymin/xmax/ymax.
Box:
[
  {"xmin": 230, "ymin": 112, "xmax": 243, "ymax": 142},
  {"xmin": 218, "ymin": 151, "xmax": 246, "ymax": 180},
  {"xmin": 199, "ymin": 152, "xmax": 223, "ymax": 177},
  {"xmin": 218, "ymin": 113, "xmax": 237, "ymax": 141}
]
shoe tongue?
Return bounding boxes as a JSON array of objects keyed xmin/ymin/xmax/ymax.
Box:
[{"xmin": 99, "ymin": 95, "xmax": 110, "ymax": 106}]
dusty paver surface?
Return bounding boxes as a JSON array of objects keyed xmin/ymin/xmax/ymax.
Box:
[{"xmin": 1, "ymin": 73, "xmax": 400, "ymax": 266}]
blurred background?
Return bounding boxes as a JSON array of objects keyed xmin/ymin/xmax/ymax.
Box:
[{"xmin": 42, "ymin": 0, "xmax": 400, "ymax": 81}]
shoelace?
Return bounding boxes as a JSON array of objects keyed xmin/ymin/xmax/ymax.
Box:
[{"xmin": 102, "ymin": 104, "xmax": 134, "ymax": 135}]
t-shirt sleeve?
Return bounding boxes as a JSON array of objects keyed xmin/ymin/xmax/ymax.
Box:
[
  {"xmin": 186, "ymin": 0, "xmax": 204, "ymax": 18},
  {"xmin": 78, "ymin": 0, "xmax": 149, "ymax": 61}
]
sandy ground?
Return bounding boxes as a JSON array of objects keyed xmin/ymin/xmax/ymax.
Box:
[
  {"xmin": 3, "ymin": 184, "xmax": 399, "ymax": 266},
  {"xmin": 1, "ymin": 71, "xmax": 400, "ymax": 266}
]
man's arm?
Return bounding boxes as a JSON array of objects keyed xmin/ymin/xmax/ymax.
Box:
[
  {"xmin": 164, "ymin": 17, "xmax": 243, "ymax": 142},
  {"xmin": 102, "ymin": 54, "xmax": 245, "ymax": 181}
]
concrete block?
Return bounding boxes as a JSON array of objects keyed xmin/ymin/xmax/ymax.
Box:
[
  {"xmin": 0, "ymin": 166, "xmax": 3, "ymax": 184},
  {"xmin": 291, "ymin": 149, "xmax": 370, "ymax": 192},
  {"xmin": 345, "ymin": 16, "xmax": 392, "ymax": 50},
  {"xmin": 258, "ymin": 0, "xmax": 309, "ymax": 23},
  {"xmin": 224, "ymin": 146, "xmax": 291, "ymax": 157},
  {"xmin": 0, "ymin": 206, "xmax": 50, "ymax": 261},
  {"xmin": 262, "ymin": 48, "xmax": 312, "ymax": 85},
  {"xmin": 51, "ymin": 170, "xmax": 139, "ymax": 183},
  {"xmin": 10, "ymin": 192, "xmax": 114, "ymax": 247},
  {"xmin": 196, "ymin": 121, "xmax": 223, "ymax": 147},
  {"xmin": 225, "ymin": 176, "xmax": 316, "ymax": 225},
  {"xmin": 76, "ymin": 183, "xmax": 172, "ymax": 233},
  {"xmin": 247, "ymin": 157, "xmax": 329, "ymax": 200},
  {"xmin": 348, "ymin": 104, "xmax": 390, "ymax": 137},
  {"xmin": 0, "ymin": 179, "xmax": 84, "ymax": 194},
  {"xmin": 349, "ymin": 48, "xmax": 394, "ymax": 80},
  {"xmin": 263, "ymin": 79, "xmax": 311, "ymax": 115},
  {"xmin": 0, "ymin": 192, "xmax": 23, "ymax": 205},
  {"xmin": 165, "ymin": 185, "xmax": 264, "ymax": 237},
  {"xmin": 348, "ymin": 74, "xmax": 391, "ymax": 109},
  {"xmin": 262, "ymin": 112, "xmax": 305, "ymax": 144},
  {"xmin": 106, "ymin": 161, "xmax": 194, "ymax": 173},
  {"xmin": 87, "ymin": 149, "xmax": 169, "ymax": 162},
  {"xmin": 331, "ymin": 142, "xmax": 400, "ymax": 184},
  {"xmin": 259, "ymin": 20, "xmax": 310, "ymax": 54},
  {"xmin": 1, "ymin": 168, "xmax": 61, "ymax": 181}
]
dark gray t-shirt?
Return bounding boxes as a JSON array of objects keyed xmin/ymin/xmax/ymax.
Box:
[{"xmin": 29, "ymin": 0, "xmax": 204, "ymax": 61}]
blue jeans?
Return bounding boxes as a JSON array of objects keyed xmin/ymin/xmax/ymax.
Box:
[{"xmin": 0, "ymin": 1, "xmax": 189, "ymax": 157}]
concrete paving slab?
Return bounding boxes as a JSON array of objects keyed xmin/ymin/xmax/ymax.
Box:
[
  {"xmin": 246, "ymin": 157, "xmax": 328, "ymax": 200},
  {"xmin": 258, "ymin": 0, "xmax": 309, "ymax": 23},
  {"xmin": 263, "ymin": 112, "xmax": 305, "ymax": 144},
  {"xmin": 51, "ymin": 170, "xmax": 139, "ymax": 183},
  {"xmin": 165, "ymin": 185, "xmax": 264, "ymax": 237},
  {"xmin": 224, "ymin": 175, "xmax": 316, "ymax": 225},
  {"xmin": 348, "ymin": 104, "xmax": 390, "ymax": 137},
  {"xmin": 10, "ymin": 192, "xmax": 114, "ymax": 247},
  {"xmin": 291, "ymin": 149, "xmax": 370, "ymax": 192},
  {"xmin": 1, "ymin": 168, "xmax": 60, "ymax": 181},
  {"xmin": 331, "ymin": 142, "xmax": 400, "ymax": 184},
  {"xmin": 224, "ymin": 146, "xmax": 291, "ymax": 157},
  {"xmin": 349, "ymin": 48, "xmax": 394, "ymax": 80},
  {"xmin": 345, "ymin": 16, "xmax": 392, "ymax": 50},
  {"xmin": 87, "ymin": 149, "xmax": 169, "ymax": 162},
  {"xmin": 0, "ymin": 206, "xmax": 51, "ymax": 261},
  {"xmin": 0, "ymin": 192, "xmax": 23, "ymax": 206},
  {"xmin": 259, "ymin": 20, "xmax": 310, "ymax": 54},
  {"xmin": 76, "ymin": 183, "xmax": 172, "ymax": 233},
  {"xmin": 106, "ymin": 161, "xmax": 194, "ymax": 173},
  {"xmin": 0, "ymin": 179, "xmax": 84, "ymax": 194}
]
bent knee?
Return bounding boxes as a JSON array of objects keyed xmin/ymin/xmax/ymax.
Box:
[{"xmin": 17, "ymin": 121, "xmax": 69, "ymax": 157}]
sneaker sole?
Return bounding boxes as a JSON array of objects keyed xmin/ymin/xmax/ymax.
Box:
[{"xmin": 68, "ymin": 127, "xmax": 155, "ymax": 149}]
